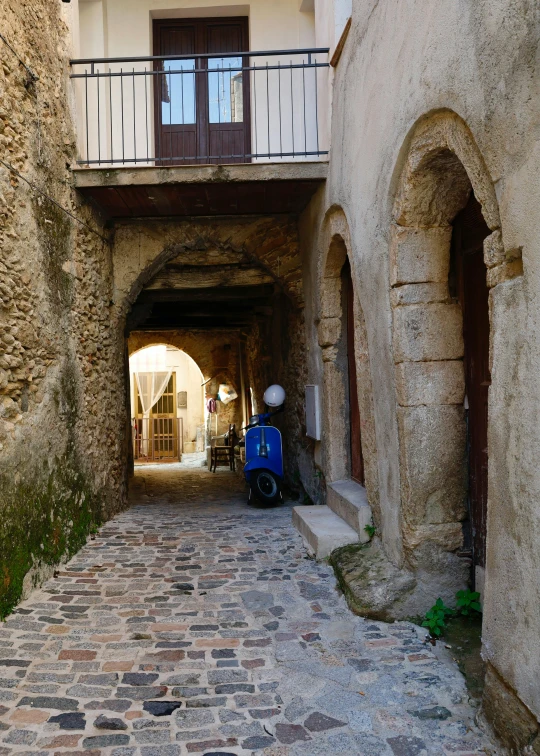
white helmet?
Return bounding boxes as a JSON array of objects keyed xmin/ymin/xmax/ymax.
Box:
[{"xmin": 263, "ymin": 384, "xmax": 286, "ymax": 407}]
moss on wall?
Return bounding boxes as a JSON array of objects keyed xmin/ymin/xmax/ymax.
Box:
[{"xmin": 0, "ymin": 454, "xmax": 101, "ymax": 620}]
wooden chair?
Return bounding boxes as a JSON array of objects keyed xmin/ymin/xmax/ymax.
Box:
[{"xmin": 210, "ymin": 424, "xmax": 238, "ymax": 472}]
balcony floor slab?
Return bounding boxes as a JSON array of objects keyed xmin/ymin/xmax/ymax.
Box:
[{"xmin": 73, "ymin": 161, "xmax": 328, "ymax": 219}]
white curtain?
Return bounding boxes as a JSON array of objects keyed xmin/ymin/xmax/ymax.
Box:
[{"xmin": 135, "ymin": 370, "xmax": 173, "ymax": 454}]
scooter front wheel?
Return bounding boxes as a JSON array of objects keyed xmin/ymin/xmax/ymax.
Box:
[{"xmin": 250, "ymin": 470, "xmax": 281, "ymax": 505}]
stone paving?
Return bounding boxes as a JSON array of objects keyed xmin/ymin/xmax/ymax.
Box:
[{"xmin": 0, "ymin": 467, "xmax": 500, "ymax": 756}]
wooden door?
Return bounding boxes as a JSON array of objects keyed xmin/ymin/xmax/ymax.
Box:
[
  {"xmin": 133, "ymin": 373, "xmax": 179, "ymax": 461},
  {"xmin": 343, "ymin": 259, "xmax": 365, "ymax": 485},
  {"xmin": 206, "ymin": 20, "xmax": 250, "ymax": 163},
  {"xmin": 151, "ymin": 374, "xmax": 178, "ymax": 460},
  {"xmin": 153, "ymin": 22, "xmax": 198, "ymax": 164},
  {"xmin": 451, "ymin": 194, "xmax": 490, "ymax": 570},
  {"xmin": 153, "ymin": 18, "xmax": 250, "ymax": 164}
]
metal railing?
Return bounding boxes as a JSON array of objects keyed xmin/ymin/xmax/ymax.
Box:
[
  {"xmin": 132, "ymin": 417, "xmax": 184, "ymax": 463},
  {"xmin": 70, "ymin": 48, "xmax": 329, "ymax": 166}
]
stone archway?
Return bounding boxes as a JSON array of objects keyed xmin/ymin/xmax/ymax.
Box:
[
  {"xmin": 109, "ymin": 213, "xmax": 312, "ymax": 493},
  {"xmin": 391, "ymin": 110, "xmax": 522, "ymax": 588},
  {"xmin": 112, "ymin": 215, "xmax": 304, "ymax": 323},
  {"xmin": 318, "ymin": 208, "xmax": 380, "ymax": 524}
]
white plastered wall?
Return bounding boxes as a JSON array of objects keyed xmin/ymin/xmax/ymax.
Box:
[{"xmin": 299, "ymin": 0, "xmax": 540, "ymax": 727}]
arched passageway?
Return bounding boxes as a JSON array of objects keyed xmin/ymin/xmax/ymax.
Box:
[{"xmin": 115, "ymin": 216, "xmax": 314, "ymax": 500}]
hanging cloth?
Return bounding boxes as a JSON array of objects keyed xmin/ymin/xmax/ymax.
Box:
[
  {"xmin": 135, "ymin": 370, "xmax": 173, "ymax": 455},
  {"xmin": 206, "ymin": 397, "xmax": 217, "ymax": 414}
]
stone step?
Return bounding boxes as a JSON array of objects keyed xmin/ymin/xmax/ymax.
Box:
[
  {"xmin": 327, "ymin": 479, "xmax": 372, "ymax": 541},
  {"xmin": 292, "ymin": 505, "xmax": 359, "ymax": 559}
]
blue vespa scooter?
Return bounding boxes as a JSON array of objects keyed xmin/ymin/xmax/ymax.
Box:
[{"xmin": 243, "ymin": 385, "xmax": 285, "ymax": 505}]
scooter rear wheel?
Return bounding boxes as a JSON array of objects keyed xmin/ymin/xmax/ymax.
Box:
[{"xmin": 251, "ymin": 470, "xmax": 281, "ymax": 505}]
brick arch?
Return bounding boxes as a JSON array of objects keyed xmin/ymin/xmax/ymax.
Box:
[
  {"xmin": 317, "ymin": 208, "xmax": 380, "ymax": 521},
  {"xmin": 112, "ymin": 216, "xmax": 304, "ymax": 324},
  {"xmin": 389, "ymin": 110, "xmax": 517, "ymax": 593}
]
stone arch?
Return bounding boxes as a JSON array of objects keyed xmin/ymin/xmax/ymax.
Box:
[
  {"xmin": 112, "ymin": 216, "xmax": 304, "ymax": 325},
  {"xmin": 128, "ymin": 335, "xmax": 211, "ymax": 384},
  {"xmin": 390, "ymin": 110, "xmax": 520, "ymax": 584},
  {"xmin": 318, "ymin": 208, "xmax": 380, "ymax": 521},
  {"xmin": 111, "ymin": 216, "xmax": 305, "ymax": 463}
]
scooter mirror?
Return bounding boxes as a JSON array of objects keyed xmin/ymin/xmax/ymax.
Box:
[{"xmin": 249, "ymin": 415, "xmax": 259, "ymax": 426}]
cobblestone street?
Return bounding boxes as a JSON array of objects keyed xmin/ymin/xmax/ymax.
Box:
[{"xmin": 0, "ymin": 468, "xmax": 499, "ymax": 756}]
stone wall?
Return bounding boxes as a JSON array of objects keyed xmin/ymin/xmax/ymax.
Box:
[
  {"xmin": 0, "ymin": 0, "xmax": 123, "ymax": 618},
  {"xmin": 300, "ymin": 0, "xmax": 540, "ymax": 747}
]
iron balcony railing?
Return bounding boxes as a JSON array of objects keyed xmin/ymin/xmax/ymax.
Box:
[{"xmin": 70, "ymin": 48, "xmax": 329, "ymax": 167}]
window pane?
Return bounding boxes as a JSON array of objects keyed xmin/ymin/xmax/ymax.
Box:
[
  {"xmin": 208, "ymin": 57, "xmax": 243, "ymax": 123},
  {"xmin": 161, "ymin": 59, "xmax": 196, "ymax": 125}
]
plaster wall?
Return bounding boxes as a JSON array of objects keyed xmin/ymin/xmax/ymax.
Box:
[{"xmin": 298, "ymin": 0, "xmax": 540, "ymax": 739}]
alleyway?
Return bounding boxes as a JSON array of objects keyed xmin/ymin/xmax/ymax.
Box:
[{"xmin": 0, "ymin": 469, "xmax": 498, "ymax": 756}]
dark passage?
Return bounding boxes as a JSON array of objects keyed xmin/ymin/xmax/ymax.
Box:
[{"xmin": 451, "ymin": 194, "xmax": 491, "ymax": 573}]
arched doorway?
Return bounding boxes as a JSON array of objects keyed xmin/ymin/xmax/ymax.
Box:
[
  {"xmin": 391, "ymin": 111, "xmax": 505, "ymax": 598},
  {"xmin": 129, "ymin": 344, "xmax": 205, "ymax": 464},
  {"xmin": 317, "ymin": 209, "xmax": 379, "ymax": 531}
]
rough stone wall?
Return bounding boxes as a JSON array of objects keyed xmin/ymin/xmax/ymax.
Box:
[{"xmin": 0, "ymin": 1, "xmax": 122, "ymax": 618}]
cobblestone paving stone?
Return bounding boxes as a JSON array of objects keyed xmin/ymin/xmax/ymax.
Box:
[{"xmin": 0, "ymin": 467, "xmax": 500, "ymax": 756}]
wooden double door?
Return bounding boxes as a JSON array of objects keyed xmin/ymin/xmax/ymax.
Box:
[
  {"xmin": 153, "ymin": 17, "xmax": 250, "ymax": 164},
  {"xmin": 133, "ymin": 374, "xmax": 181, "ymax": 462}
]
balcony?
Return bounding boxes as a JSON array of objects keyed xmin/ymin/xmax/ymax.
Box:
[
  {"xmin": 70, "ymin": 48, "xmax": 329, "ymax": 167},
  {"xmin": 71, "ymin": 47, "xmax": 329, "ymax": 219}
]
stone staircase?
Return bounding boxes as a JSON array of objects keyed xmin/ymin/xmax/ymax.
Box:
[{"xmin": 292, "ymin": 479, "xmax": 373, "ymax": 559}]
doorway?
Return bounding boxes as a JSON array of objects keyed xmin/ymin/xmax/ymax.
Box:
[
  {"xmin": 130, "ymin": 345, "xmax": 206, "ymax": 464},
  {"xmin": 342, "ymin": 258, "xmax": 364, "ymax": 485},
  {"xmin": 450, "ymin": 193, "xmax": 491, "ymax": 576},
  {"xmin": 153, "ymin": 17, "xmax": 250, "ymax": 164}
]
